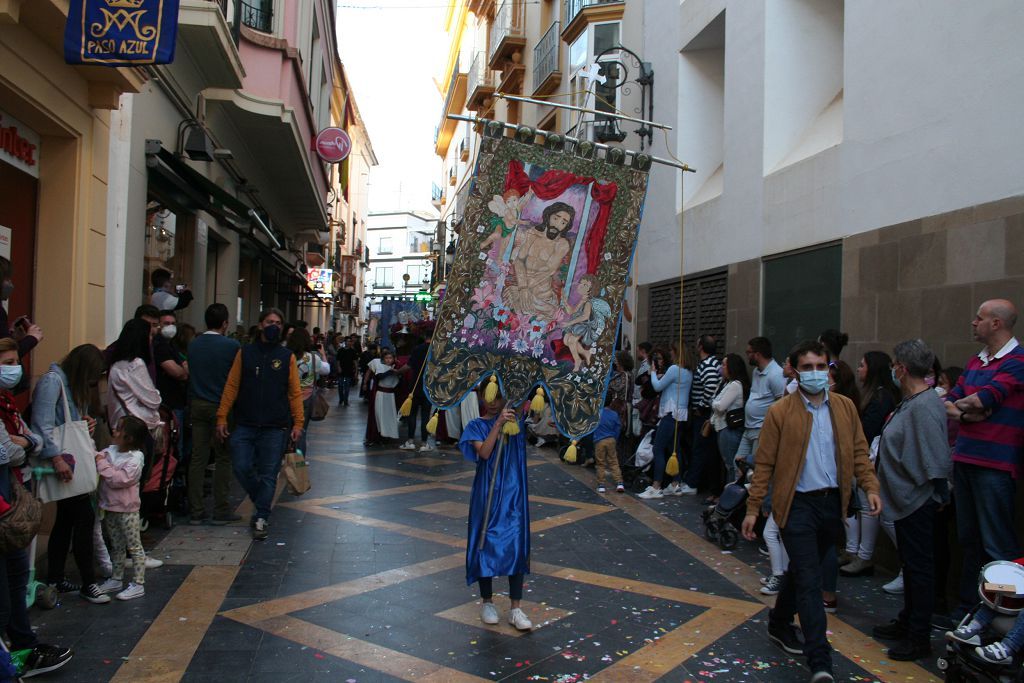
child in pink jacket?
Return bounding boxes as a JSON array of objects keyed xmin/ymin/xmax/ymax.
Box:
[{"xmin": 94, "ymin": 416, "xmax": 148, "ymax": 601}]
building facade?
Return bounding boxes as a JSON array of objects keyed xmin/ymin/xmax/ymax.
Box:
[
  {"xmin": 107, "ymin": 0, "xmax": 374, "ymax": 341},
  {"xmin": 0, "ymin": 0, "xmax": 145, "ymax": 379},
  {"xmin": 364, "ymin": 211, "xmax": 438, "ymax": 320}
]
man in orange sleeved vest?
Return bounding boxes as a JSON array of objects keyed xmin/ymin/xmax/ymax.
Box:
[{"xmin": 216, "ymin": 308, "xmax": 304, "ymax": 541}]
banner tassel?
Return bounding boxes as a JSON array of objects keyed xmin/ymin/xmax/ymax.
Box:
[
  {"xmin": 484, "ymin": 376, "xmax": 499, "ymax": 403},
  {"xmin": 426, "ymin": 411, "xmax": 439, "ymax": 435},
  {"xmin": 564, "ymin": 440, "xmax": 578, "ymax": 464},
  {"xmin": 530, "ymin": 387, "xmax": 546, "ymax": 414}
]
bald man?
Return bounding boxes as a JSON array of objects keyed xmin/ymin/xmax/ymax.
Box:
[{"xmin": 945, "ymin": 299, "xmax": 1024, "ymax": 618}]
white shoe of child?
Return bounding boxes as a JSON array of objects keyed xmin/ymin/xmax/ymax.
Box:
[
  {"xmin": 508, "ymin": 607, "xmax": 533, "ymax": 631},
  {"xmin": 116, "ymin": 582, "xmax": 145, "ymax": 601},
  {"xmin": 480, "ymin": 602, "xmax": 499, "ymax": 625}
]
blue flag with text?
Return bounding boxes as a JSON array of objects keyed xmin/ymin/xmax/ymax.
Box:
[{"xmin": 65, "ymin": 0, "xmax": 180, "ymax": 66}]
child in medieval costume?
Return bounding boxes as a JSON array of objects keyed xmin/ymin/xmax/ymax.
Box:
[
  {"xmin": 364, "ymin": 349, "xmax": 401, "ymax": 445},
  {"xmin": 460, "ymin": 394, "xmax": 532, "ymax": 631},
  {"xmin": 561, "ymin": 274, "xmax": 612, "ymax": 371}
]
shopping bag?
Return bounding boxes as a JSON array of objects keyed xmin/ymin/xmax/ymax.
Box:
[
  {"xmin": 282, "ymin": 451, "xmax": 311, "ymax": 496},
  {"xmin": 633, "ymin": 430, "xmax": 654, "ymax": 468},
  {"xmin": 35, "ymin": 378, "xmax": 98, "ymax": 504}
]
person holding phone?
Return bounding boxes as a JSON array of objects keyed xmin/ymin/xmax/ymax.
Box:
[
  {"xmin": 0, "ymin": 257, "xmax": 42, "ymax": 358},
  {"xmin": 149, "ymin": 268, "xmax": 193, "ymax": 312}
]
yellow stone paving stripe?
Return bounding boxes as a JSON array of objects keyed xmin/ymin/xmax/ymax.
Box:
[
  {"xmin": 589, "ymin": 609, "xmax": 755, "ymax": 682},
  {"xmin": 111, "ymin": 565, "xmax": 240, "ymax": 683},
  {"xmin": 221, "ymin": 553, "xmax": 465, "ymax": 625},
  {"xmin": 256, "ymin": 615, "xmax": 489, "ymax": 682},
  {"xmin": 542, "ymin": 452, "xmax": 939, "ymax": 682},
  {"xmin": 531, "ymin": 507, "xmax": 613, "ymax": 533}
]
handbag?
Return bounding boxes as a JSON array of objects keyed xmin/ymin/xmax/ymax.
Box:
[
  {"xmin": 310, "ymin": 389, "xmax": 330, "ymax": 422},
  {"xmin": 35, "ymin": 378, "xmax": 99, "ymax": 504},
  {"xmin": 0, "ymin": 477, "xmax": 42, "ymax": 554}
]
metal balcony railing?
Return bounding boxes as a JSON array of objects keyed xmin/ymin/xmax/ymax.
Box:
[
  {"xmin": 564, "ymin": 0, "xmax": 618, "ymax": 25},
  {"xmin": 467, "ymin": 51, "xmax": 495, "ymax": 104},
  {"xmin": 488, "ymin": 0, "xmax": 526, "ymax": 65},
  {"xmin": 533, "ymin": 21, "xmax": 560, "ymax": 92},
  {"xmin": 431, "ymin": 182, "xmax": 443, "ymax": 202},
  {"xmin": 240, "ymin": 0, "xmax": 272, "ymax": 32}
]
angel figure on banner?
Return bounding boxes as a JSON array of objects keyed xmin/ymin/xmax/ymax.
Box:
[
  {"xmin": 480, "ymin": 189, "xmax": 534, "ymax": 262},
  {"xmin": 560, "ymin": 273, "xmax": 612, "ymax": 372}
]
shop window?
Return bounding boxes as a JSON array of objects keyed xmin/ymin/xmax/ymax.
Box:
[
  {"xmin": 143, "ymin": 201, "xmax": 194, "ymax": 306},
  {"xmin": 761, "ymin": 244, "xmax": 842, "ymax": 355}
]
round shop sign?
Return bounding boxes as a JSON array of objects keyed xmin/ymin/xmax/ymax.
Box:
[{"xmin": 314, "ymin": 127, "xmax": 351, "ymax": 163}]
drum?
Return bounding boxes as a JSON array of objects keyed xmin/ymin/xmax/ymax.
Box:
[{"xmin": 978, "ymin": 560, "xmax": 1024, "ymax": 615}]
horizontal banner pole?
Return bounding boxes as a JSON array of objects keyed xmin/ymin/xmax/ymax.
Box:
[
  {"xmin": 447, "ymin": 115, "xmax": 696, "ymax": 173},
  {"xmin": 495, "ymin": 92, "xmax": 672, "ymax": 131}
]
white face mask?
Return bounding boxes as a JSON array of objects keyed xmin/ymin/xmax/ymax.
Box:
[{"xmin": 160, "ymin": 325, "xmax": 177, "ymax": 339}]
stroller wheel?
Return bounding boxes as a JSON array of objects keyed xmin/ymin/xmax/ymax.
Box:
[
  {"xmin": 36, "ymin": 585, "xmax": 57, "ymax": 610},
  {"xmin": 719, "ymin": 527, "xmax": 739, "ymax": 550},
  {"xmin": 704, "ymin": 519, "xmax": 719, "ymax": 542},
  {"xmin": 140, "ymin": 517, "xmax": 150, "ymax": 533}
]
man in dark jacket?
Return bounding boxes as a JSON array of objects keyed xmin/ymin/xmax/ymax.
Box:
[
  {"xmin": 215, "ymin": 308, "xmax": 304, "ymax": 541},
  {"xmin": 399, "ymin": 325, "xmax": 434, "ymax": 452}
]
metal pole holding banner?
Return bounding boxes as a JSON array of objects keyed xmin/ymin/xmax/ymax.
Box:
[
  {"xmin": 494, "ymin": 92, "xmax": 672, "ymax": 132},
  {"xmin": 477, "ymin": 435, "xmax": 507, "ymax": 555}
]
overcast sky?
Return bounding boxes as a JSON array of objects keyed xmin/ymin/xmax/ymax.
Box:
[{"xmin": 336, "ymin": 1, "xmax": 449, "ymax": 216}]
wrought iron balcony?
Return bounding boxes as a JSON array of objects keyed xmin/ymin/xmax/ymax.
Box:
[
  {"xmin": 240, "ymin": 0, "xmax": 272, "ymax": 33},
  {"xmin": 488, "ymin": 0, "xmax": 526, "ymax": 69},
  {"xmin": 466, "ymin": 51, "xmax": 496, "ymax": 112},
  {"xmin": 532, "ymin": 20, "xmax": 561, "ymax": 96},
  {"xmin": 563, "ymin": 0, "xmax": 623, "ymax": 41}
]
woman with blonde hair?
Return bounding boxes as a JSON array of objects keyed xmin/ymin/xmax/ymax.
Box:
[{"xmin": 637, "ymin": 344, "xmax": 693, "ymax": 499}]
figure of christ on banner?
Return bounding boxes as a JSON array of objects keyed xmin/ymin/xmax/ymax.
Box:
[{"xmin": 425, "ymin": 127, "xmax": 651, "ymax": 438}]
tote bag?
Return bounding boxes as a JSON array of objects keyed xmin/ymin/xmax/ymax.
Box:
[{"xmin": 36, "ymin": 378, "xmax": 98, "ymax": 504}]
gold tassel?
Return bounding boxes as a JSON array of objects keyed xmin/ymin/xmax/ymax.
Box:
[
  {"xmin": 502, "ymin": 420, "xmax": 520, "ymax": 436},
  {"xmin": 666, "ymin": 452, "xmax": 680, "ymax": 477},
  {"xmin": 484, "ymin": 376, "xmax": 498, "ymax": 402},
  {"xmin": 530, "ymin": 387, "xmax": 545, "ymax": 414},
  {"xmin": 564, "ymin": 439, "xmax": 578, "ymax": 463},
  {"xmin": 426, "ymin": 411, "xmax": 438, "ymax": 435},
  {"xmin": 399, "ymin": 395, "xmax": 412, "ymax": 417}
]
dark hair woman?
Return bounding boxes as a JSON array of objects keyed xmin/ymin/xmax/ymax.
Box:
[
  {"xmin": 108, "ymin": 319, "xmax": 162, "ymax": 432},
  {"xmin": 711, "ymin": 353, "xmax": 750, "ymax": 483},
  {"xmin": 31, "ymin": 344, "xmax": 111, "ymax": 604},
  {"xmin": 830, "ymin": 360, "xmax": 861, "ymax": 407},
  {"xmin": 287, "ymin": 327, "xmax": 327, "ymax": 455}
]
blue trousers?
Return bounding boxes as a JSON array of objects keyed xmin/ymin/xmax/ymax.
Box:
[
  {"xmin": 954, "ymin": 463, "xmax": 1021, "ymax": 610},
  {"xmin": 0, "ymin": 549, "xmax": 37, "ymax": 650},
  {"xmin": 338, "ymin": 375, "xmax": 352, "ymax": 405},
  {"xmin": 230, "ymin": 425, "xmax": 289, "ymax": 520},
  {"xmin": 652, "ymin": 415, "xmax": 685, "ymax": 485}
]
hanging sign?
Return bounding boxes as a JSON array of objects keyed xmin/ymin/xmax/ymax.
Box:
[
  {"xmin": 307, "ymin": 268, "xmax": 333, "ymax": 298},
  {"xmin": 0, "ymin": 111, "xmax": 40, "ymax": 179},
  {"xmin": 64, "ymin": 0, "xmax": 181, "ymax": 66},
  {"xmin": 314, "ymin": 128, "xmax": 352, "ymax": 164}
]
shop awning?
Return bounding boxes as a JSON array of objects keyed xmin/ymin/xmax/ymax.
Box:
[{"xmin": 147, "ymin": 146, "xmax": 253, "ymax": 227}]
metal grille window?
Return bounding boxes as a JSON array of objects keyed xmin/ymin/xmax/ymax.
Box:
[
  {"xmin": 647, "ymin": 271, "xmax": 728, "ymax": 357},
  {"xmin": 241, "ymin": 0, "xmax": 273, "ymax": 33}
]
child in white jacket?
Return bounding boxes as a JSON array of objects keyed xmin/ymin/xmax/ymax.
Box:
[{"xmin": 95, "ymin": 416, "xmax": 149, "ymax": 601}]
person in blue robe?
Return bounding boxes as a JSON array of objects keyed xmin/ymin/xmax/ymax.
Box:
[{"xmin": 459, "ymin": 396, "xmax": 533, "ymax": 631}]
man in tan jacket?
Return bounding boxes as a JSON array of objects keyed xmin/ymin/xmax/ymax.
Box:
[{"xmin": 741, "ymin": 340, "xmax": 881, "ymax": 683}]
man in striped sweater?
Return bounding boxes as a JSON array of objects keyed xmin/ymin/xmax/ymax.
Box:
[{"xmin": 945, "ymin": 298, "xmax": 1024, "ymax": 615}]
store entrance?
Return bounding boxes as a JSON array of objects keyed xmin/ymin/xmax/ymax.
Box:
[{"xmin": 0, "ymin": 160, "xmax": 39, "ymax": 403}]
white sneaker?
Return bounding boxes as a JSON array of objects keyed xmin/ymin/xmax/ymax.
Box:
[
  {"xmin": 96, "ymin": 578, "xmax": 123, "ymax": 595},
  {"xmin": 399, "ymin": 440, "xmax": 416, "ymax": 451},
  {"xmin": 883, "ymin": 571, "xmax": 904, "ymax": 594},
  {"xmin": 116, "ymin": 582, "xmax": 145, "ymax": 601},
  {"xmin": 637, "ymin": 486, "xmax": 664, "ymax": 500},
  {"xmin": 664, "ymin": 483, "xmax": 682, "ymax": 496},
  {"xmin": 534, "ymin": 437, "xmax": 546, "ymax": 448},
  {"xmin": 144, "ymin": 555, "xmax": 163, "ymax": 570},
  {"xmin": 480, "ymin": 602, "xmax": 499, "ymax": 625},
  {"xmin": 509, "ymin": 607, "xmax": 533, "ymax": 631},
  {"xmin": 678, "ymin": 484, "xmax": 698, "ymax": 495},
  {"xmin": 418, "ymin": 444, "xmax": 433, "ymax": 452}
]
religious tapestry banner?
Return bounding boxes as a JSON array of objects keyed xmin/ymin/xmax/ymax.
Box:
[{"xmin": 425, "ymin": 123, "xmax": 651, "ymax": 438}]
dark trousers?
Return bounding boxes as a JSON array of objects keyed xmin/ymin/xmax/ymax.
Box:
[
  {"xmin": 684, "ymin": 410, "xmax": 717, "ymax": 489},
  {"xmin": 46, "ymin": 494, "xmax": 95, "ymax": 586},
  {"xmin": 406, "ymin": 394, "xmax": 431, "ymax": 442},
  {"xmin": 230, "ymin": 425, "xmax": 289, "ymax": 521},
  {"xmin": 954, "ymin": 463, "xmax": 1020, "ymax": 610},
  {"xmin": 0, "ymin": 549, "xmax": 38, "ymax": 650},
  {"xmin": 895, "ymin": 498, "xmax": 938, "ymax": 642},
  {"xmin": 652, "ymin": 415, "xmax": 686, "ymax": 485},
  {"xmin": 337, "ymin": 375, "xmax": 353, "ymax": 405},
  {"xmin": 479, "ymin": 574, "xmax": 524, "ymax": 601},
  {"xmin": 771, "ymin": 490, "xmax": 843, "ymax": 674}
]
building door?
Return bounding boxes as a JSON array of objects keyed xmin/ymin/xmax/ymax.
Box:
[{"xmin": 0, "ymin": 161, "xmax": 39, "ymax": 404}]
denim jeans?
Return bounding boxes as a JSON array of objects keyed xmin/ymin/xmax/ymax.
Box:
[
  {"xmin": 975, "ymin": 604, "xmax": 1024, "ymax": 652},
  {"xmin": 717, "ymin": 427, "xmax": 742, "ymax": 483},
  {"xmin": 895, "ymin": 498, "xmax": 938, "ymax": 642},
  {"xmin": 230, "ymin": 424, "xmax": 289, "ymax": 521},
  {"xmin": 337, "ymin": 376, "xmax": 352, "ymax": 405},
  {"xmin": 954, "ymin": 463, "xmax": 1021, "ymax": 610},
  {"xmin": 736, "ymin": 427, "xmax": 761, "ymax": 466},
  {"xmin": 406, "ymin": 394, "xmax": 431, "ymax": 443},
  {"xmin": 772, "ymin": 489, "xmax": 844, "ymax": 674},
  {"xmin": 684, "ymin": 411, "xmax": 717, "ymax": 489},
  {"xmin": 0, "ymin": 549, "xmax": 38, "ymax": 649},
  {"xmin": 652, "ymin": 414, "xmax": 685, "ymax": 485}
]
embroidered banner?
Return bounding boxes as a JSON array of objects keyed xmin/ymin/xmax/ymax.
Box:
[
  {"xmin": 376, "ymin": 300, "xmax": 428, "ymax": 352},
  {"xmin": 425, "ymin": 123, "xmax": 651, "ymax": 438},
  {"xmin": 65, "ymin": 0, "xmax": 180, "ymax": 66}
]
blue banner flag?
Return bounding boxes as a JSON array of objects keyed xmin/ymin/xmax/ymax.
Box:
[{"xmin": 64, "ymin": 0, "xmax": 180, "ymax": 66}]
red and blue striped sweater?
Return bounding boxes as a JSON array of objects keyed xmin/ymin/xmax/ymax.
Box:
[{"xmin": 948, "ymin": 340, "xmax": 1024, "ymax": 478}]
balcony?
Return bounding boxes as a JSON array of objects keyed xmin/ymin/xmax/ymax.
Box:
[
  {"xmin": 562, "ymin": 0, "xmax": 624, "ymax": 43},
  {"xmin": 175, "ymin": 0, "xmax": 245, "ymax": 89},
  {"xmin": 488, "ymin": 0, "xmax": 526, "ymax": 70},
  {"xmin": 459, "ymin": 139, "xmax": 469, "ymax": 162},
  {"xmin": 240, "ymin": 0, "xmax": 273, "ymax": 33},
  {"xmin": 532, "ymin": 20, "xmax": 561, "ymax": 96},
  {"xmin": 466, "ymin": 52, "xmax": 496, "ymax": 112},
  {"xmin": 435, "ymin": 53, "xmax": 469, "ymax": 157}
]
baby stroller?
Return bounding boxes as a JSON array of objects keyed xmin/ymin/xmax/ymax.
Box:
[
  {"xmin": 622, "ymin": 429, "xmax": 654, "ymax": 493},
  {"xmin": 140, "ymin": 406, "xmax": 180, "ymax": 531},
  {"xmin": 701, "ymin": 461, "xmax": 750, "ymax": 550},
  {"xmin": 938, "ymin": 560, "xmax": 1024, "ymax": 682}
]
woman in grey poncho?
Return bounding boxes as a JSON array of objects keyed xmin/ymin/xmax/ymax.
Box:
[{"xmin": 871, "ymin": 339, "xmax": 951, "ymax": 662}]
